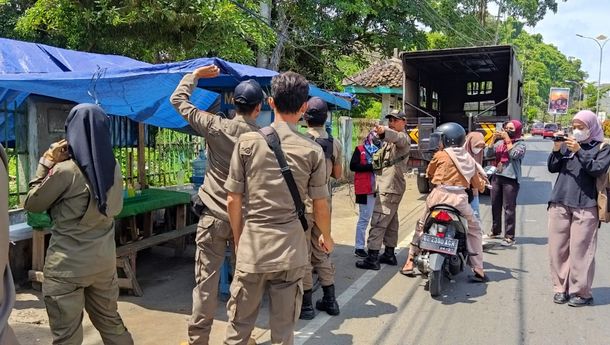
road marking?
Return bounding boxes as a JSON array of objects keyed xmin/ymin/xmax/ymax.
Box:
[
  {"xmin": 294, "ymin": 269, "xmax": 379, "ymax": 344},
  {"xmin": 294, "ymin": 232, "xmax": 414, "ymax": 345}
]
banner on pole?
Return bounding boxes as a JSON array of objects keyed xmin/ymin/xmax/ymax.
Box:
[{"xmin": 548, "ymin": 87, "xmax": 570, "ymax": 114}]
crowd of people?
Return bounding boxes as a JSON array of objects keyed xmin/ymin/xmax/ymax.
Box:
[{"xmin": 0, "ymin": 64, "xmax": 608, "ymax": 345}]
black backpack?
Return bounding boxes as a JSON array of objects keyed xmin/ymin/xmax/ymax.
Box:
[{"xmin": 307, "ymin": 134, "xmax": 335, "ymax": 164}]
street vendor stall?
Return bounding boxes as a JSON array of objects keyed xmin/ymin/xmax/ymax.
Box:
[{"xmin": 27, "ymin": 188, "xmax": 193, "ymax": 296}]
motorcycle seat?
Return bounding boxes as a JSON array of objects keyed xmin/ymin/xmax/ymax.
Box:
[{"xmin": 428, "ymin": 204, "xmax": 461, "ymax": 216}]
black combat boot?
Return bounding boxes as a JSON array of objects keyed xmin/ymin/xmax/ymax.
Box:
[
  {"xmin": 316, "ymin": 284, "xmax": 340, "ymax": 315},
  {"xmin": 299, "ymin": 289, "xmax": 315, "ymax": 320},
  {"xmin": 379, "ymin": 247, "xmax": 397, "ymax": 266},
  {"xmin": 355, "ymin": 249, "xmax": 380, "ymax": 270}
]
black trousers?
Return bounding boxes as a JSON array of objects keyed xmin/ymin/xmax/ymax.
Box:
[{"xmin": 491, "ymin": 175, "xmax": 520, "ymax": 239}]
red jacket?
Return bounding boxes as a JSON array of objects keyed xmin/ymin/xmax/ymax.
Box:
[{"xmin": 351, "ymin": 145, "xmax": 375, "ymax": 195}]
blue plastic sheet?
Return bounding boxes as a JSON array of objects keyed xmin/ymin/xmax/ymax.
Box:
[{"xmin": 0, "ymin": 38, "xmax": 351, "ymax": 137}]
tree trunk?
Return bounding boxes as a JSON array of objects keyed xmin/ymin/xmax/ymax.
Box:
[
  {"xmin": 269, "ymin": 1, "xmax": 288, "ymax": 71},
  {"xmin": 257, "ymin": 0, "xmax": 271, "ymax": 68}
]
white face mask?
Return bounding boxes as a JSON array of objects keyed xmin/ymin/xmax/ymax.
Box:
[
  {"xmin": 472, "ymin": 147, "xmax": 483, "ymax": 155},
  {"xmin": 573, "ymin": 129, "xmax": 590, "ymax": 142}
]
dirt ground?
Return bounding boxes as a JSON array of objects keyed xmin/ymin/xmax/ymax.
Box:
[{"xmin": 9, "ymin": 176, "xmax": 424, "ymax": 345}]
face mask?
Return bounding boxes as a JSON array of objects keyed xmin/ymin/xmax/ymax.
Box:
[
  {"xmin": 573, "ymin": 129, "xmax": 590, "ymax": 142},
  {"xmin": 506, "ymin": 130, "xmax": 516, "ymax": 138},
  {"xmin": 472, "ymin": 147, "xmax": 483, "ymax": 155}
]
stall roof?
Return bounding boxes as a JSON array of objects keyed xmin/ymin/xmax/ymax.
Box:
[{"xmin": 0, "ymin": 38, "xmax": 350, "ymax": 132}]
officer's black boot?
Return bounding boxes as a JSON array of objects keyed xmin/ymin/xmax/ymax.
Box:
[
  {"xmin": 355, "ymin": 249, "xmax": 380, "ymax": 270},
  {"xmin": 299, "ymin": 289, "xmax": 315, "ymax": 320},
  {"xmin": 316, "ymin": 284, "xmax": 340, "ymax": 315},
  {"xmin": 379, "ymin": 247, "xmax": 397, "ymax": 266}
]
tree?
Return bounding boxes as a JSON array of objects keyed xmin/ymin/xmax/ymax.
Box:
[{"xmin": 9, "ymin": 0, "xmax": 274, "ymax": 64}]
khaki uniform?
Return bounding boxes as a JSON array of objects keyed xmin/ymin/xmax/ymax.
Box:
[
  {"xmin": 367, "ymin": 128, "xmax": 410, "ymax": 251},
  {"xmin": 170, "ymin": 74, "xmax": 260, "ymax": 345},
  {"xmin": 23, "ymin": 160, "xmax": 133, "ymax": 345},
  {"xmin": 303, "ymin": 127, "xmax": 342, "ymax": 290},
  {"xmin": 0, "ymin": 145, "xmax": 19, "ymax": 345},
  {"xmin": 224, "ymin": 122, "xmax": 328, "ymax": 345}
]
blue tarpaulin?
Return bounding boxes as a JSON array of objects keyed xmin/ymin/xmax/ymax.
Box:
[{"xmin": 0, "ymin": 38, "xmax": 351, "ymax": 141}]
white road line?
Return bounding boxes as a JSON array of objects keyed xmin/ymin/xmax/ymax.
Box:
[
  {"xmin": 294, "ymin": 269, "xmax": 378, "ymax": 344},
  {"xmin": 294, "ymin": 232, "xmax": 414, "ymax": 345}
]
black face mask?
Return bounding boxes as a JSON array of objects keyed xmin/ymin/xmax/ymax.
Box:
[{"xmin": 506, "ymin": 130, "xmax": 516, "ymax": 139}]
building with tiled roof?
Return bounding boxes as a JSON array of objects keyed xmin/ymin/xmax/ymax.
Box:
[{"xmin": 343, "ymin": 57, "xmax": 404, "ymax": 120}]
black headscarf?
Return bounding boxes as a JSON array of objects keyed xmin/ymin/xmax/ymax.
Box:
[{"xmin": 65, "ymin": 104, "xmax": 116, "ymax": 216}]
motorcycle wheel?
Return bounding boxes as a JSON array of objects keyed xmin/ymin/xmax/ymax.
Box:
[{"xmin": 429, "ymin": 270, "xmax": 443, "ymax": 297}]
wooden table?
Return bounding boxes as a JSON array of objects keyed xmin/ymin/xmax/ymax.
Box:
[{"xmin": 28, "ymin": 188, "xmax": 194, "ymax": 295}]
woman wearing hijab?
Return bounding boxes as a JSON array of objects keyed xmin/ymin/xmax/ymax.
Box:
[
  {"xmin": 24, "ymin": 104, "xmax": 133, "ymax": 344},
  {"xmin": 486, "ymin": 120, "xmax": 526, "ymax": 246},
  {"xmin": 547, "ymin": 110, "xmax": 610, "ymax": 307},
  {"xmin": 349, "ymin": 132, "xmax": 380, "ymax": 258},
  {"xmin": 464, "ymin": 132, "xmax": 486, "ymax": 220}
]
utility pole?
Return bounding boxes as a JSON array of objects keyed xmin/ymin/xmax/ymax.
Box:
[{"xmin": 576, "ymin": 34, "xmax": 608, "ymax": 115}]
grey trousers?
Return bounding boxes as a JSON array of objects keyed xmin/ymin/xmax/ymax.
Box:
[{"xmin": 548, "ymin": 203, "xmax": 599, "ymax": 298}]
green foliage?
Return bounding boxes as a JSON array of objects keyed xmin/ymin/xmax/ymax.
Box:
[{"xmin": 11, "ymin": 0, "xmax": 274, "ymax": 64}]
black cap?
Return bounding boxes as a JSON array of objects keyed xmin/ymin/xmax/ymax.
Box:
[
  {"xmin": 385, "ymin": 109, "xmax": 406, "ymax": 120},
  {"xmin": 303, "ymin": 97, "xmax": 328, "ymax": 125},
  {"xmin": 233, "ymin": 79, "xmax": 264, "ymax": 105}
]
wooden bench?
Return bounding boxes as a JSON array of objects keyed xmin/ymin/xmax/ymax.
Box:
[{"xmin": 116, "ymin": 223, "xmax": 197, "ymax": 296}]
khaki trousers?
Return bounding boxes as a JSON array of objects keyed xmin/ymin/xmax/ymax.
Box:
[
  {"xmin": 367, "ymin": 193, "xmax": 402, "ymax": 251},
  {"xmin": 548, "ymin": 204, "xmax": 599, "ymax": 298},
  {"xmin": 224, "ymin": 267, "xmax": 305, "ymax": 345},
  {"xmin": 302, "ymin": 223, "xmax": 335, "ymax": 291},
  {"xmin": 189, "ymin": 213, "xmax": 233, "ymax": 345},
  {"xmin": 42, "ymin": 268, "xmax": 133, "ymax": 345},
  {"xmin": 410, "ymin": 187, "xmax": 484, "ymax": 270}
]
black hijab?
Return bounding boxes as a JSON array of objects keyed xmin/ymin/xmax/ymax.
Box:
[{"xmin": 65, "ymin": 104, "xmax": 116, "ymax": 216}]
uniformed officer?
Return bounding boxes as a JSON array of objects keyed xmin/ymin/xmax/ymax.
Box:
[
  {"xmin": 299, "ymin": 97, "xmax": 342, "ymax": 319},
  {"xmin": 356, "ymin": 109, "xmax": 410, "ymax": 270},
  {"xmin": 223, "ymin": 71, "xmax": 334, "ymax": 345},
  {"xmin": 24, "ymin": 104, "xmax": 133, "ymax": 345},
  {"xmin": 0, "ymin": 143, "xmax": 19, "ymax": 345},
  {"xmin": 170, "ymin": 65, "xmax": 264, "ymax": 345}
]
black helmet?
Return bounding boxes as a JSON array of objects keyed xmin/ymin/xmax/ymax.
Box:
[{"xmin": 430, "ymin": 122, "xmax": 466, "ymax": 149}]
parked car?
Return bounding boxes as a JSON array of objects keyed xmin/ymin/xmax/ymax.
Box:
[
  {"xmin": 531, "ymin": 123, "xmax": 544, "ymax": 136},
  {"xmin": 542, "ymin": 123, "xmax": 559, "ymax": 139}
]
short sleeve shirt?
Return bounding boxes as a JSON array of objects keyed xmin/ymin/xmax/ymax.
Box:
[{"xmin": 225, "ymin": 122, "xmax": 328, "ymax": 273}]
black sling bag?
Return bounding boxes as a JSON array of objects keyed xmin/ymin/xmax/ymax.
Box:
[{"xmin": 258, "ymin": 127, "xmax": 309, "ymax": 231}]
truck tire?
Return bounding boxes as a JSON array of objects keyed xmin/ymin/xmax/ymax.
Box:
[{"xmin": 417, "ymin": 175, "xmax": 430, "ymax": 194}]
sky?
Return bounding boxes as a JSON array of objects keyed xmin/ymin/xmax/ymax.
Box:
[{"xmin": 524, "ymin": 0, "xmax": 610, "ymax": 84}]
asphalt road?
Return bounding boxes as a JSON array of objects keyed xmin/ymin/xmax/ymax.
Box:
[{"xmin": 295, "ymin": 137, "xmax": 610, "ymax": 345}]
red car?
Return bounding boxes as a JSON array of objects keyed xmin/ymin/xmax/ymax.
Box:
[
  {"xmin": 531, "ymin": 123, "xmax": 544, "ymax": 136},
  {"xmin": 542, "ymin": 123, "xmax": 559, "ymax": 139}
]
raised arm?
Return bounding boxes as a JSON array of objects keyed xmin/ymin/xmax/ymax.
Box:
[{"xmin": 170, "ymin": 65, "xmax": 220, "ymax": 135}]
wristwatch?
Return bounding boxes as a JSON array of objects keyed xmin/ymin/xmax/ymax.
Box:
[{"xmin": 39, "ymin": 157, "xmax": 55, "ymax": 169}]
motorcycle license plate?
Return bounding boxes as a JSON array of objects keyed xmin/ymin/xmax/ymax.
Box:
[{"xmin": 419, "ymin": 234, "xmax": 459, "ymax": 255}]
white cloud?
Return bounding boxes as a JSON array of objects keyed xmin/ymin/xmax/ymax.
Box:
[{"xmin": 525, "ymin": 0, "xmax": 610, "ymax": 84}]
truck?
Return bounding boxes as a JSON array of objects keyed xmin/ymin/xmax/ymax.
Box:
[{"xmin": 400, "ymin": 45, "xmax": 523, "ymax": 193}]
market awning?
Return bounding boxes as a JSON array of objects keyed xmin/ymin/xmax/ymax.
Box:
[{"xmin": 0, "ymin": 38, "xmax": 351, "ymax": 139}]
